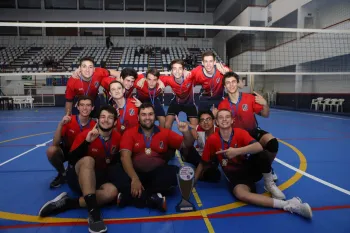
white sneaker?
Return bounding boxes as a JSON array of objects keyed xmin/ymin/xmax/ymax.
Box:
[
  {"xmin": 271, "ymin": 169, "xmax": 278, "ymax": 181},
  {"xmin": 284, "ymin": 197, "xmax": 313, "ymax": 219},
  {"xmin": 264, "ymin": 181, "xmax": 286, "ymax": 200}
]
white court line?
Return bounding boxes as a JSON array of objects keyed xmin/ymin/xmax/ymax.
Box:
[
  {"xmin": 0, "ymin": 139, "xmax": 52, "ymax": 167},
  {"xmin": 272, "ymin": 109, "xmax": 350, "ymax": 121},
  {"xmin": 275, "ymin": 158, "xmax": 350, "ymax": 196},
  {"xmin": 0, "ymin": 121, "xmax": 59, "ymax": 123}
]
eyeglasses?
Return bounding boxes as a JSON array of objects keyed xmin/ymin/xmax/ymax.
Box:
[{"xmin": 199, "ymin": 117, "xmax": 213, "ymax": 123}]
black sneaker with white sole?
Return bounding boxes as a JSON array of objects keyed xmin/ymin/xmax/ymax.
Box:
[
  {"xmin": 88, "ymin": 209, "xmax": 107, "ymax": 233},
  {"xmin": 39, "ymin": 192, "xmax": 70, "ymax": 217},
  {"xmin": 50, "ymin": 173, "xmax": 66, "ymax": 189},
  {"xmin": 148, "ymin": 193, "xmax": 166, "ymax": 212}
]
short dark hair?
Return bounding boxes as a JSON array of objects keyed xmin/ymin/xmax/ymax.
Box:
[
  {"xmin": 79, "ymin": 57, "xmax": 95, "ymax": 67},
  {"xmin": 170, "ymin": 59, "xmax": 185, "ymax": 69},
  {"xmin": 109, "ymin": 80, "xmax": 124, "ymax": 90},
  {"xmin": 222, "ymin": 71, "xmax": 240, "ymax": 87},
  {"xmin": 121, "ymin": 68, "xmax": 137, "ymax": 80},
  {"xmin": 77, "ymin": 95, "xmax": 94, "ymax": 106},
  {"xmin": 138, "ymin": 102, "xmax": 155, "ymax": 116},
  {"xmin": 198, "ymin": 110, "xmax": 215, "ymax": 121},
  {"xmin": 98, "ymin": 105, "xmax": 118, "ymax": 120},
  {"xmin": 146, "ymin": 68, "xmax": 160, "ymax": 79},
  {"xmin": 201, "ymin": 51, "xmax": 216, "ymax": 61}
]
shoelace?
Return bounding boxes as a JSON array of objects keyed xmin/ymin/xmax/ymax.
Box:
[{"xmin": 54, "ymin": 197, "xmax": 67, "ymax": 208}]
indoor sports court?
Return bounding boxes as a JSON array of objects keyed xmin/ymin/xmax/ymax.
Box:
[{"xmin": 0, "ymin": 0, "xmax": 349, "ymax": 232}]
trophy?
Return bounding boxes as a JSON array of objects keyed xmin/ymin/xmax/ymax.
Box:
[{"xmin": 176, "ymin": 166, "xmax": 196, "ymax": 212}]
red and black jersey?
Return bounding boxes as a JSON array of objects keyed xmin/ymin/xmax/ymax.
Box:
[
  {"xmin": 120, "ymin": 126, "xmax": 183, "ymax": 172},
  {"xmin": 202, "ymin": 128, "xmax": 256, "ymax": 172},
  {"xmin": 70, "ymin": 129, "xmax": 121, "ymax": 171},
  {"xmin": 159, "ymin": 74, "xmax": 195, "ymax": 104},
  {"xmin": 218, "ymin": 92, "xmax": 263, "ymax": 132},
  {"xmin": 135, "ymin": 73, "xmax": 162, "ymax": 102},
  {"xmin": 65, "ymin": 68, "xmax": 110, "ymax": 101},
  {"xmin": 61, "ymin": 115, "xmax": 96, "ymax": 150},
  {"xmin": 191, "ymin": 65, "xmax": 229, "ymax": 99},
  {"xmin": 100, "ymin": 76, "xmax": 136, "ymax": 99},
  {"xmin": 109, "ymin": 98, "xmax": 139, "ymax": 134}
]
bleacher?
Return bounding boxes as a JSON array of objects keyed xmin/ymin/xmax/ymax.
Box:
[{"xmin": 0, "ymin": 46, "xmax": 224, "ymax": 74}]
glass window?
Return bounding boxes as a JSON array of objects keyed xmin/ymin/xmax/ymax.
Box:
[
  {"xmin": 105, "ymin": 0, "xmax": 124, "ymax": 10},
  {"xmin": 206, "ymin": 0, "xmax": 221, "ymax": 13},
  {"xmin": 125, "ymin": 0, "xmax": 144, "ymax": 11},
  {"xmin": 146, "ymin": 23, "xmax": 164, "ymax": 37},
  {"xmin": 0, "ymin": 0, "xmax": 15, "ymax": 8},
  {"xmin": 45, "ymin": 0, "xmax": 77, "ymax": 9},
  {"xmin": 125, "ymin": 22, "xmax": 144, "ymax": 36},
  {"xmin": 46, "ymin": 22, "xmax": 78, "ymax": 36},
  {"xmin": 166, "ymin": 0, "xmax": 184, "ymax": 12},
  {"xmin": 166, "ymin": 24, "xmax": 185, "ymax": 37},
  {"xmin": 79, "ymin": 0, "xmax": 103, "ymax": 10},
  {"xmin": 105, "ymin": 23, "xmax": 124, "ymax": 36},
  {"xmin": 146, "ymin": 0, "xmax": 164, "ymax": 11},
  {"xmin": 18, "ymin": 0, "xmax": 41, "ymax": 9},
  {"xmin": 186, "ymin": 0, "xmax": 204, "ymax": 13},
  {"xmin": 19, "ymin": 22, "xmax": 42, "ymax": 36},
  {"xmin": 80, "ymin": 22, "xmax": 103, "ymax": 36}
]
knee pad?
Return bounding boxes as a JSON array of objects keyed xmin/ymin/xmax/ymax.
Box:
[{"xmin": 265, "ymin": 138, "xmax": 279, "ymax": 153}]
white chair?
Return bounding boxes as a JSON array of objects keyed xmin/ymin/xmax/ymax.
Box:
[
  {"xmin": 25, "ymin": 97, "xmax": 34, "ymax": 109},
  {"xmin": 319, "ymin": 98, "xmax": 331, "ymax": 111},
  {"xmin": 327, "ymin": 99, "xmax": 339, "ymax": 112},
  {"xmin": 336, "ymin": 99, "xmax": 345, "ymax": 112},
  {"xmin": 310, "ymin": 98, "xmax": 318, "ymax": 110}
]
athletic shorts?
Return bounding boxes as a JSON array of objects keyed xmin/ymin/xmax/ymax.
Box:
[
  {"xmin": 224, "ymin": 156, "xmax": 263, "ymax": 193},
  {"xmin": 249, "ymin": 127, "xmax": 269, "ymax": 142},
  {"xmin": 198, "ymin": 95, "xmax": 222, "ymax": 112},
  {"xmin": 66, "ymin": 163, "xmax": 119, "ymax": 195},
  {"xmin": 59, "ymin": 143, "xmax": 70, "ymax": 162},
  {"xmin": 153, "ymin": 97, "xmax": 166, "ymax": 117},
  {"xmin": 167, "ymin": 100, "xmax": 197, "ymax": 120}
]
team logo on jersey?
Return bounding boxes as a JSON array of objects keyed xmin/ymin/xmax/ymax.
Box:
[
  {"xmin": 221, "ymin": 159, "xmax": 228, "ymax": 167},
  {"xmin": 111, "ymin": 146, "xmax": 117, "ymax": 154},
  {"xmin": 129, "ymin": 108, "xmax": 135, "ymax": 116},
  {"xmin": 216, "ymin": 78, "xmax": 221, "ymax": 83},
  {"xmin": 159, "ymin": 141, "xmax": 164, "ymax": 149},
  {"xmin": 242, "ymin": 104, "xmax": 248, "ymax": 111},
  {"xmin": 94, "ymin": 81, "xmax": 99, "ymax": 88}
]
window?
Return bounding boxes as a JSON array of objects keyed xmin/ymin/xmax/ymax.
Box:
[
  {"xmin": 18, "ymin": 0, "xmax": 41, "ymax": 9},
  {"xmin": 146, "ymin": 0, "xmax": 164, "ymax": 11},
  {"xmin": 0, "ymin": 0, "xmax": 15, "ymax": 8},
  {"xmin": 186, "ymin": 0, "xmax": 204, "ymax": 13},
  {"xmin": 46, "ymin": 22, "xmax": 78, "ymax": 36},
  {"xmin": 105, "ymin": 0, "xmax": 124, "ymax": 10},
  {"xmin": 125, "ymin": 22, "xmax": 144, "ymax": 36},
  {"xmin": 166, "ymin": 0, "xmax": 184, "ymax": 12},
  {"xmin": 105, "ymin": 23, "xmax": 124, "ymax": 36},
  {"xmin": 45, "ymin": 0, "xmax": 77, "ymax": 9},
  {"xmin": 80, "ymin": 22, "xmax": 103, "ymax": 36},
  {"xmin": 19, "ymin": 22, "xmax": 42, "ymax": 36},
  {"xmin": 79, "ymin": 0, "xmax": 103, "ymax": 10},
  {"xmin": 125, "ymin": 0, "xmax": 143, "ymax": 11}
]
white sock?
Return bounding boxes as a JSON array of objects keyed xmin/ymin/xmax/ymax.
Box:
[
  {"xmin": 273, "ymin": 198, "xmax": 288, "ymax": 209},
  {"xmin": 263, "ymin": 172, "xmax": 273, "ymax": 182}
]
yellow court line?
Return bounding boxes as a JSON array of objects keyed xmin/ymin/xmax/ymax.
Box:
[
  {"xmin": 0, "ymin": 139, "xmax": 307, "ymax": 226},
  {"xmin": 0, "ymin": 131, "xmax": 55, "ymax": 144}
]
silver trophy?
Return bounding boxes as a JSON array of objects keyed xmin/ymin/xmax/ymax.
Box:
[{"xmin": 176, "ymin": 166, "xmax": 196, "ymax": 212}]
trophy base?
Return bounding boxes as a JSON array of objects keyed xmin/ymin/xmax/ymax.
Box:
[{"xmin": 176, "ymin": 198, "xmax": 196, "ymax": 212}]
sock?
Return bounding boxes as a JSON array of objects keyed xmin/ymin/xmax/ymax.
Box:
[
  {"xmin": 66, "ymin": 198, "xmax": 80, "ymax": 209},
  {"xmin": 263, "ymin": 171, "xmax": 273, "ymax": 183},
  {"xmin": 84, "ymin": 194, "xmax": 100, "ymax": 216},
  {"xmin": 273, "ymin": 198, "xmax": 288, "ymax": 209}
]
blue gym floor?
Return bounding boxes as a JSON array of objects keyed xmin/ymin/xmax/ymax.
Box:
[{"xmin": 0, "ymin": 107, "xmax": 349, "ymax": 233}]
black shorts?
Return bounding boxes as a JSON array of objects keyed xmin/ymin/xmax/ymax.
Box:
[
  {"xmin": 198, "ymin": 95, "xmax": 222, "ymax": 112},
  {"xmin": 59, "ymin": 143, "xmax": 70, "ymax": 162},
  {"xmin": 66, "ymin": 163, "xmax": 118, "ymax": 195},
  {"xmin": 249, "ymin": 127, "xmax": 269, "ymax": 142},
  {"xmin": 153, "ymin": 97, "xmax": 166, "ymax": 117},
  {"xmin": 224, "ymin": 156, "xmax": 263, "ymax": 193},
  {"xmin": 167, "ymin": 100, "xmax": 197, "ymax": 120}
]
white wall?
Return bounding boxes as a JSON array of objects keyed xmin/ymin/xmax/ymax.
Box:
[
  {"xmin": 267, "ymin": 0, "xmax": 312, "ymax": 25},
  {"xmin": 317, "ymin": 1, "xmax": 350, "ymax": 28},
  {"xmin": 0, "ymin": 36, "xmax": 213, "ymax": 48}
]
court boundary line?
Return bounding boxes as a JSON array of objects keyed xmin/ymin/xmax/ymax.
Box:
[
  {"xmin": 0, "ymin": 136, "xmax": 305, "ymax": 228},
  {"xmin": 272, "ymin": 109, "xmax": 350, "ymax": 120}
]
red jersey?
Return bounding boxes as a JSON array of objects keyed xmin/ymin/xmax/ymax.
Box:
[
  {"xmin": 61, "ymin": 115, "xmax": 96, "ymax": 150},
  {"xmin": 218, "ymin": 93, "xmax": 263, "ymax": 132},
  {"xmin": 65, "ymin": 68, "xmax": 110, "ymax": 101},
  {"xmin": 100, "ymin": 76, "xmax": 136, "ymax": 99},
  {"xmin": 109, "ymin": 98, "xmax": 139, "ymax": 134},
  {"xmin": 202, "ymin": 128, "xmax": 256, "ymax": 172},
  {"xmin": 120, "ymin": 126, "xmax": 183, "ymax": 172},
  {"xmin": 191, "ymin": 65, "xmax": 228, "ymax": 99},
  {"xmin": 160, "ymin": 74, "xmax": 195, "ymax": 104},
  {"xmin": 70, "ymin": 129, "xmax": 121, "ymax": 171},
  {"xmin": 135, "ymin": 73, "xmax": 162, "ymax": 102}
]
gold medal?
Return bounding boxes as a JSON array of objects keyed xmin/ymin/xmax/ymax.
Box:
[
  {"xmin": 145, "ymin": 148, "xmax": 152, "ymax": 155},
  {"xmin": 105, "ymin": 158, "xmax": 111, "ymax": 164},
  {"xmin": 120, "ymin": 125, "xmax": 126, "ymax": 131}
]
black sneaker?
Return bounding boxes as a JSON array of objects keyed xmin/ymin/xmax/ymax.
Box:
[
  {"xmin": 50, "ymin": 173, "xmax": 66, "ymax": 189},
  {"xmin": 38, "ymin": 192, "xmax": 70, "ymax": 217},
  {"xmin": 148, "ymin": 193, "xmax": 166, "ymax": 212},
  {"xmin": 88, "ymin": 209, "xmax": 107, "ymax": 233},
  {"xmin": 116, "ymin": 192, "xmax": 132, "ymax": 208}
]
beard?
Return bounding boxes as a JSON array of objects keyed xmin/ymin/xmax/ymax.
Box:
[
  {"xmin": 140, "ymin": 121, "xmax": 155, "ymax": 130},
  {"xmin": 98, "ymin": 124, "xmax": 114, "ymax": 132}
]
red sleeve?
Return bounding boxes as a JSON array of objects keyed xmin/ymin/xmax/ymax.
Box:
[
  {"xmin": 65, "ymin": 77, "xmax": 76, "ymax": 101},
  {"xmin": 201, "ymin": 136, "xmax": 216, "ymax": 163},
  {"xmin": 218, "ymin": 99, "xmax": 230, "ymax": 110},
  {"xmin": 235, "ymin": 128, "xmax": 257, "ymax": 146},
  {"xmin": 94, "ymin": 67, "xmax": 110, "ymax": 78},
  {"xmin": 253, "ymin": 102, "xmax": 264, "ymax": 114},
  {"xmin": 190, "ymin": 66, "xmax": 202, "ymax": 81},
  {"xmin": 159, "ymin": 75, "xmax": 169, "ymax": 86},
  {"xmin": 166, "ymin": 130, "xmax": 183, "ymax": 149},
  {"xmin": 134, "ymin": 73, "xmax": 146, "ymax": 89},
  {"xmin": 100, "ymin": 77, "xmax": 115, "ymax": 91},
  {"xmin": 119, "ymin": 128, "xmax": 134, "ymax": 151},
  {"xmin": 69, "ymin": 131, "xmax": 88, "ymax": 152}
]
